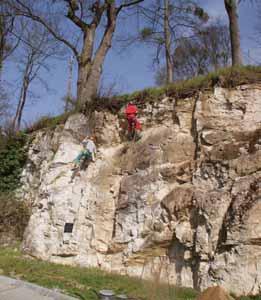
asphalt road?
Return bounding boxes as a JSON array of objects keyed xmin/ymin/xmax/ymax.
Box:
[{"xmin": 0, "ymin": 276, "xmax": 77, "ymax": 300}]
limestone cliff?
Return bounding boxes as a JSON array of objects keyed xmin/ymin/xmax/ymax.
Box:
[{"xmin": 20, "ymin": 85, "xmax": 261, "ymax": 295}]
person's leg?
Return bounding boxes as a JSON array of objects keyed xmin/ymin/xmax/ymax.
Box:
[
  {"xmin": 74, "ymin": 151, "xmax": 84, "ymax": 165},
  {"xmin": 70, "ymin": 151, "xmax": 85, "ymax": 181},
  {"xmin": 71, "ymin": 151, "xmax": 84, "ymax": 174},
  {"xmin": 134, "ymin": 120, "xmax": 142, "ymax": 140},
  {"xmin": 127, "ymin": 116, "xmax": 136, "ymax": 140},
  {"xmin": 81, "ymin": 150, "xmax": 92, "ymax": 170}
]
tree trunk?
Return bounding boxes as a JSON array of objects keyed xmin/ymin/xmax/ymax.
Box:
[
  {"xmin": 164, "ymin": 0, "xmax": 173, "ymax": 83},
  {"xmin": 13, "ymin": 79, "xmax": 28, "ymax": 131},
  {"xmin": 0, "ymin": 15, "xmax": 5, "ymax": 73},
  {"xmin": 76, "ymin": 7, "xmax": 117, "ymax": 107},
  {"xmin": 77, "ymin": 63, "xmax": 99, "ymax": 108},
  {"xmin": 224, "ymin": 0, "xmax": 243, "ymax": 66}
]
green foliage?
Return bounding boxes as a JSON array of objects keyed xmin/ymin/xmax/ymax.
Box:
[
  {"xmin": 0, "ymin": 132, "xmax": 30, "ymax": 242},
  {"xmin": 0, "ymin": 194, "xmax": 31, "ymax": 241},
  {"xmin": 0, "ymin": 132, "xmax": 28, "ymax": 193},
  {"xmin": 0, "ymin": 246, "xmax": 198, "ymax": 300}
]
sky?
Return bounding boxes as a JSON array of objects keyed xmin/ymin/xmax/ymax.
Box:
[{"xmin": 3, "ymin": 0, "xmax": 260, "ymax": 125}]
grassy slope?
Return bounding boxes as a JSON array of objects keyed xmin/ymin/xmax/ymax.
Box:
[
  {"xmin": 0, "ymin": 247, "xmax": 260, "ymax": 300},
  {"xmin": 0, "ymin": 247, "xmax": 197, "ymax": 300}
]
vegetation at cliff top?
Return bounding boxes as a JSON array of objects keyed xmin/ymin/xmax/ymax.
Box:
[
  {"xmin": 0, "ymin": 246, "xmax": 260, "ymax": 300},
  {"xmin": 98, "ymin": 65, "xmax": 261, "ymax": 111},
  {"xmin": 26, "ymin": 65, "xmax": 261, "ymax": 133},
  {"xmin": 24, "ymin": 111, "xmax": 73, "ymax": 134}
]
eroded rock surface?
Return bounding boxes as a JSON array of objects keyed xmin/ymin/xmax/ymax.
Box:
[{"xmin": 21, "ymin": 85, "xmax": 261, "ymax": 295}]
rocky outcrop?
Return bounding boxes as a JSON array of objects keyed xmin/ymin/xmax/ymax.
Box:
[{"xmin": 21, "ymin": 84, "xmax": 261, "ymax": 296}]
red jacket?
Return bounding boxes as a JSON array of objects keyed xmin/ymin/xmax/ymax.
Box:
[
  {"xmin": 125, "ymin": 104, "xmax": 142, "ymax": 131},
  {"xmin": 125, "ymin": 104, "xmax": 138, "ymax": 116}
]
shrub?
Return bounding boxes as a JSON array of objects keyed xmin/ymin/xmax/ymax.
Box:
[
  {"xmin": 0, "ymin": 132, "xmax": 28, "ymax": 193},
  {"xmin": 0, "ymin": 193, "xmax": 31, "ymax": 241}
]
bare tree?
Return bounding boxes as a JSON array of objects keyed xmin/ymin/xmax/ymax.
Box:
[
  {"xmin": 255, "ymin": 2, "xmax": 261, "ymax": 48},
  {"xmin": 6, "ymin": 0, "xmax": 144, "ymax": 109},
  {"xmin": 0, "ymin": 14, "xmax": 5, "ymax": 70},
  {"xmin": 0, "ymin": 89, "xmax": 10, "ymax": 123},
  {"xmin": 202, "ymin": 22, "xmax": 231, "ymax": 71},
  {"xmin": 0, "ymin": 4, "xmax": 12, "ymax": 126},
  {"xmin": 139, "ymin": 0, "xmax": 208, "ymax": 84},
  {"xmin": 224, "ymin": 0, "xmax": 243, "ymax": 66},
  {"xmin": 63, "ymin": 55, "xmax": 75, "ymax": 112},
  {"xmin": 0, "ymin": 2, "xmax": 21, "ymax": 72},
  {"xmin": 13, "ymin": 23, "xmax": 60, "ymax": 130},
  {"xmin": 0, "ymin": 7, "xmax": 11, "ymax": 70},
  {"xmin": 164, "ymin": 0, "xmax": 172, "ymax": 83},
  {"xmin": 155, "ymin": 21, "xmax": 231, "ymax": 84}
]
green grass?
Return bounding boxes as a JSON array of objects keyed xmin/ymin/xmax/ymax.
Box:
[
  {"xmin": 0, "ymin": 246, "xmax": 198, "ymax": 300},
  {"xmin": 0, "ymin": 247, "xmax": 260, "ymax": 300}
]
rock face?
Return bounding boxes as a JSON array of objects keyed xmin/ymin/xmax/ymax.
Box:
[{"xmin": 21, "ymin": 84, "xmax": 261, "ymax": 295}]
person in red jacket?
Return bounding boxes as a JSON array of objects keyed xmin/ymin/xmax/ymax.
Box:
[{"xmin": 125, "ymin": 102, "xmax": 142, "ymax": 140}]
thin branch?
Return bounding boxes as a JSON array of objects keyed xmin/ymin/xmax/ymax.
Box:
[
  {"xmin": 117, "ymin": 0, "xmax": 144, "ymax": 14},
  {"xmin": 7, "ymin": 0, "xmax": 80, "ymax": 60},
  {"xmin": 19, "ymin": 12, "xmax": 79, "ymax": 60}
]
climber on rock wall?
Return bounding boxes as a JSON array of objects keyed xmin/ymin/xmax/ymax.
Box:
[
  {"xmin": 70, "ymin": 135, "xmax": 97, "ymax": 181},
  {"xmin": 125, "ymin": 102, "xmax": 142, "ymax": 140}
]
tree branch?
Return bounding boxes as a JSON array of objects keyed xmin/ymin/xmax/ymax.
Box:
[
  {"xmin": 65, "ymin": 0, "xmax": 88, "ymax": 31},
  {"xmin": 90, "ymin": 2, "xmax": 106, "ymax": 27},
  {"xmin": 20, "ymin": 12, "xmax": 79, "ymax": 60},
  {"xmin": 117, "ymin": 0, "xmax": 144, "ymax": 14},
  {"xmin": 94, "ymin": 3, "xmax": 116, "ymax": 63},
  {"xmin": 7, "ymin": 0, "xmax": 80, "ymax": 60}
]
